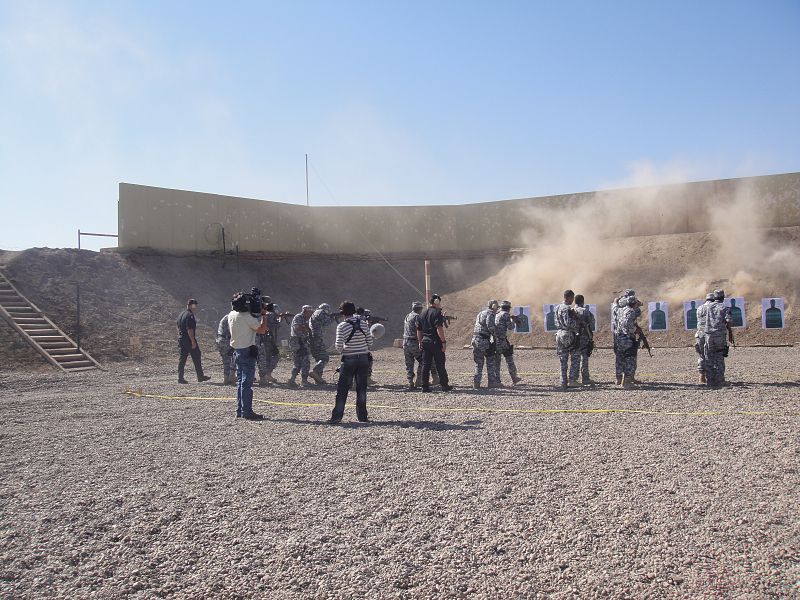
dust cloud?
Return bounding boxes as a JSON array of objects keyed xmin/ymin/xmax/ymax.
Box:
[{"xmin": 504, "ymin": 171, "xmax": 799, "ymax": 324}]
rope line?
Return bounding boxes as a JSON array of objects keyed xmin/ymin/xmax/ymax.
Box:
[{"xmin": 122, "ymin": 391, "xmax": 799, "ymax": 418}]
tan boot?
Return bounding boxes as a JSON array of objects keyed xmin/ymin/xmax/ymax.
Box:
[
  {"xmin": 287, "ymin": 377, "xmax": 298, "ymax": 388},
  {"xmin": 615, "ymin": 376, "xmax": 622, "ymax": 386},
  {"xmin": 699, "ymin": 373, "xmax": 707, "ymax": 384},
  {"xmin": 621, "ymin": 375, "xmax": 635, "ymax": 389},
  {"xmin": 267, "ymin": 375, "xmax": 278, "ymax": 384},
  {"xmin": 309, "ymin": 371, "xmax": 325, "ymax": 385},
  {"xmin": 431, "ymin": 373, "xmax": 440, "ymax": 386}
]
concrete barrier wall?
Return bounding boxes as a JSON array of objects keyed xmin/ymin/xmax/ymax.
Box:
[{"xmin": 118, "ymin": 172, "xmax": 800, "ymax": 254}]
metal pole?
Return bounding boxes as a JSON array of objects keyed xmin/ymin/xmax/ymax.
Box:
[
  {"xmin": 305, "ymin": 153, "xmax": 309, "ymax": 207},
  {"xmin": 76, "ymin": 282, "xmax": 81, "ymax": 352},
  {"xmin": 424, "ymin": 260, "xmax": 431, "ymax": 304},
  {"xmin": 221, "ymin": 227, "xmax": 226, "ymax": 269},
  {"xmin": 78, "ymin": 229, "xmax": 81, "ymax": 250}
]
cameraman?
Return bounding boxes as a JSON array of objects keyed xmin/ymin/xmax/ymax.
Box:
[
  {"xmin": 329, "ymin": 300, "xmax": 373, "ymax": 424},
  {"xmin": 229, "ymin": 292, "xmax": 269, "ymax": 420}
]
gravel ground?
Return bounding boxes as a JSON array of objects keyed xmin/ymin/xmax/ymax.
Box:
[{"xmin": 1, "ymin": 347, "xmax": 799, "ymax": 598}]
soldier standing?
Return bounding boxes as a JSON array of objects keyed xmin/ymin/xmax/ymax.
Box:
[
  {"xmin": 309, "ymin": 303, "xmax": 336, "ymax": 384},
  {"xmin": 257, "ymin": 302, "xmax": 284, "ymax": 385},
  {"xmin": 702, "ymin": 289, "xmax": 733, "ymax": 386},
  {"xmin": 403, "ymin": 301, "xmax": 438, "ymax": 390},
  {"xmin": 694, "ymin": 293, "xmax": 715, "ymax": 384},
  {"xmin": 471, "ymin": 300, "xmax": 500, "ymax": 389},
  {"xmin": 572, "ymin": 295, "xmax": 596, "ymax": 385},
  {"xmin": 611, "ymin": 289, "xmax": 635, "ymax": 385},
  {"xmin": 287, "ymin": 305, "xmax": 314, "ymax": 388},
  {"xmin": 555, "ymin": 290, "xmax": 579, "ymax": 389},
  {"xmin": 216, "ymin": 313, "xmax": 235, "ymax": 385},
  {"xmin": 615, "ymin": 295, "xmax": 642, "ymax": 389},
  {"xmin": 495, "ymin": 300, "xmax": 522, "ymax": 385}
]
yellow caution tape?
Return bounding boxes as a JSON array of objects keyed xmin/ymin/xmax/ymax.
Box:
[{"xmin": 122, "ymin": 391, "xmax": 798, "ymax": 418}]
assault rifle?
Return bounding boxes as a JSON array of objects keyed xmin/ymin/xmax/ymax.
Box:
[
  {"xmin": 635, "ymin": 326, "xmax": 653, "ymax": 358},
  {"xmin": 277, "ymin": 312, "xmax": 294, "ymax": 321},
  {"xmin": 443, "ymin": 314, "xmax": 457, "ymax": 328}
]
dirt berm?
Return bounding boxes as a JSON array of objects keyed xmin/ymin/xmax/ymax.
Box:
[{"xmin": 1, "ymin": 227, "xmax": 797, "ymax": 371}]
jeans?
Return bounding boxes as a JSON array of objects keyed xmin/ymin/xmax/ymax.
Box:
[
  {"xmin": 332, "ymin": 353, "xmax": 370, "ymax": 421},
  {"xmin": 234, "ymin": 348, "xmax": 257, "ymax": 416},
  {"xmin": 421, "ymin": 339, "xmax": 449, "ymax": 389},
  {"xmin": 178, "ymin": 338, "xmax": 205, "ymax": 381}
]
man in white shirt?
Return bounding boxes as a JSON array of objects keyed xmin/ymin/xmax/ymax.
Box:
[
  {"xmin": 228, "ymin": 292, "xmax": 268, "ymax": 420},
  {"xmin": 329, "ymin": 300, "xmax": 374, "ymax": 424}
]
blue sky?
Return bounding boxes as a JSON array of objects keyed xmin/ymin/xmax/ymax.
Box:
[{"xmin": 1, "ymin": 0, "xmax": 798, "ymax": 250}]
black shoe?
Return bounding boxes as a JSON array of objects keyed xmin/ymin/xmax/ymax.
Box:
[
  {"xmin": 421, "ymin": 387, "xmax": 432, "ymax": 393},
  {"xmin": 328, "ymin": 417, "xmax": 342, "ymax": 424},
  {"xmin": 198, "ymin": 375, "xmax": 211, "ymax": 382},
  {"xmin": 236, "ymin": 413, "xmax": 242, "ymax": 418},
  {"xmin": 441, "ymin": 384, "xmax": 453, "ymax": 391},
  {"xmin": 178, "ymin": 378, "xmax": 189, "ymax": 384},
  {"xmin": 242, "ymin": 412, "xmax": 263, "ymax": 421},
  {"xmin": 357, "ymin": 418, "xmax": 370, "ymax": 423}
]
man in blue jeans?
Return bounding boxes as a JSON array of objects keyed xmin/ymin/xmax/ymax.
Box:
[
  {"xmin": 228, "ymin": 292, "xmax": 269, "ymax": 420},
  {"xmin": 330, "ymin": 300, "xmax": 374, "ymax": 424}
]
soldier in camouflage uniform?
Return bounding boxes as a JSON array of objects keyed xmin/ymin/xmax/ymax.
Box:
[
  {"xmin": 403, "ymin": 301, "xmax": 438, "ymax": 390},
  {"xmin": 615, "ymin": 295, "xmax": 642, "ymax": 389},
  {"xmin": 471, "ymin": 300, "xmax": 500, "ymax": 388},
  {"xmin": 571, "ymin": 295, "xmax": 596, "ymax": 385},
  {"xmin": 256, "ymin": 302, "xmax": 283, "ymax": 385},
  {"xmin": 702, "ymin": 289, "xmax": 733, "ymax": 387},
  {"xmin": 495, "ymin": 300, "xmax": 522, "ymax": 385},
  {"xmin": 611, "ymin": 289, "xmax": 635, "ymax": 384},
  {"xmin": 287, "ymin": 305, "xmax": 314, "ymax": 387},
  {"xmin": 694, "ymin": 293, "xmax": 715, "ymax": 384},
  {"xmin": 216, "ymin": 313, "xmax": 236, "ymax": 385},
  {"xmin": 555, "ymin": 290, "xmax": 580, "ymax": 389},
  {"xmin": 309, "ymin": 303, "xmax": 336, "ymax": 384}
]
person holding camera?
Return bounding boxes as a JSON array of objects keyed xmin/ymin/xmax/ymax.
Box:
[
  {"xmin": 229, "ymin": 292, "xmax": 269, "ymax": 420},
  {"xmin": 177, "ymin": 298, "xmax": 211, "ymax": 384},
  {"xmin": 329, "ymin": 300, "xmax": 374, "ymax": 424}
]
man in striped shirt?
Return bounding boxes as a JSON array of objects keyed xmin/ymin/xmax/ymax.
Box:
[{"xmin": 330, "ymin": 300, "xmax": 374, "ymax": 424}]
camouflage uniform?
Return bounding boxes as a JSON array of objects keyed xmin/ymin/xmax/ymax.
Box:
[
  {"xmin": 612, "ymin": 290, "xmax": 635, "ymax": 381},
  {"xmin": 471, "ymin": 304, "xmax": 500, "ymax": 387},
  {"xmin": 694, "ymin": 295, "xmax": 714, "ymax": 378},
  {"xmin": 216, "ymin": 314, "xmax": 235, "ymax": 383},
  {"xmin": 703, "ymin": 297, "xmax": 731, "ymax": 386},
  {"xmin": 494, "ymin": 307, "xmax": 520, "ymax": 384},
  {"xmin": 257, "ymin": 310, "xmax": 282, "ymax": 381},
  {"xmin": 572, "ymin": 305, "xmax": 596, "ymax": 384},
  {"xmin": 309, "ymin": 306, "xmax": 335, "ymax": 378},
  {"xmin": 289, "ymin": 309, "xmax": 311, "ymax": 383},
  {"xmin": 403, "ymin": 307, "xmax": 437, "ymax": 387},
  {"xmin": 614, "ymin": 302, "xmax": 641, "ymax": 378},
  {"xmin": 555, "ymin": 303, "xmax": 579, "ymax": 386}
]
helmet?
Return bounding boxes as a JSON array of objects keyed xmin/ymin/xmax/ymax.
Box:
[
  {"xmin": 411, "ymin": 301, "xmax": 423, "ymax": 310},
  {"xmin": 302, "ymin": 304, "xmax": 313, "ymax": 312},
  {"xmin": 714, "ymin": 289, "xmax": 725, "ymax": 300},
  {"xmin": 627, "ymin": 296, "xmax": 639, "ymax": 307},
  {"xmin": 370, "ymin": 323, "xmax": 386, "ymax": 340},
  {"xmin": 318, "ymin": 303, "xmax": 331, "ymax": 313},
  {"xmin": 624, "ymin": 289, "xmax": 636, "ymax": 297},
  {"xmin": 500, "ymin": 300, "xmax": 511, "ymax": 310},
  {"xmin": 705, "ymin": 293, "xmax": 715, "ymax": 301},
  {"xmin": 487, "ymin": 299, "xmax": 499, "ymax": 310}
]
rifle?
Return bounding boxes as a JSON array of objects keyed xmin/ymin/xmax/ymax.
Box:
[
  {"xmin": 277, "ymin": 312, "xmax": 294, "ymax": 321},
  {"xmin": 367, "ymin": 315, "xmax": 389, "ymax": 324},
  {"xmin": 635, "ymin": 326, "xmax": 653, "ymax": 358},
  {"xmin": 443, "ymin": 314, "xmax": 457, "ymax": 328}
]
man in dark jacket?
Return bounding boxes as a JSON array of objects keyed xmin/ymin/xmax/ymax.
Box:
[{"xmin": 177, "ymin": 298, "xmax": 211, "ymax": 384}]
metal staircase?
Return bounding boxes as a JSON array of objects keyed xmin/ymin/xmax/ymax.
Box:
[{"xmin": 0, "ymin": 269, "xmax": 101, "ymax": 372}]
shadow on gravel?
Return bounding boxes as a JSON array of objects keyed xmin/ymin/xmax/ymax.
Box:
[{"xmin": 273, "ymin": 417, "xmax": 484, "ymax": 431}]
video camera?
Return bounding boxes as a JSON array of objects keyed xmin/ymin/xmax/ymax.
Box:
[{"xmin": 231, "ymin": 287, "xmax": 268, "ymax": 315}]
